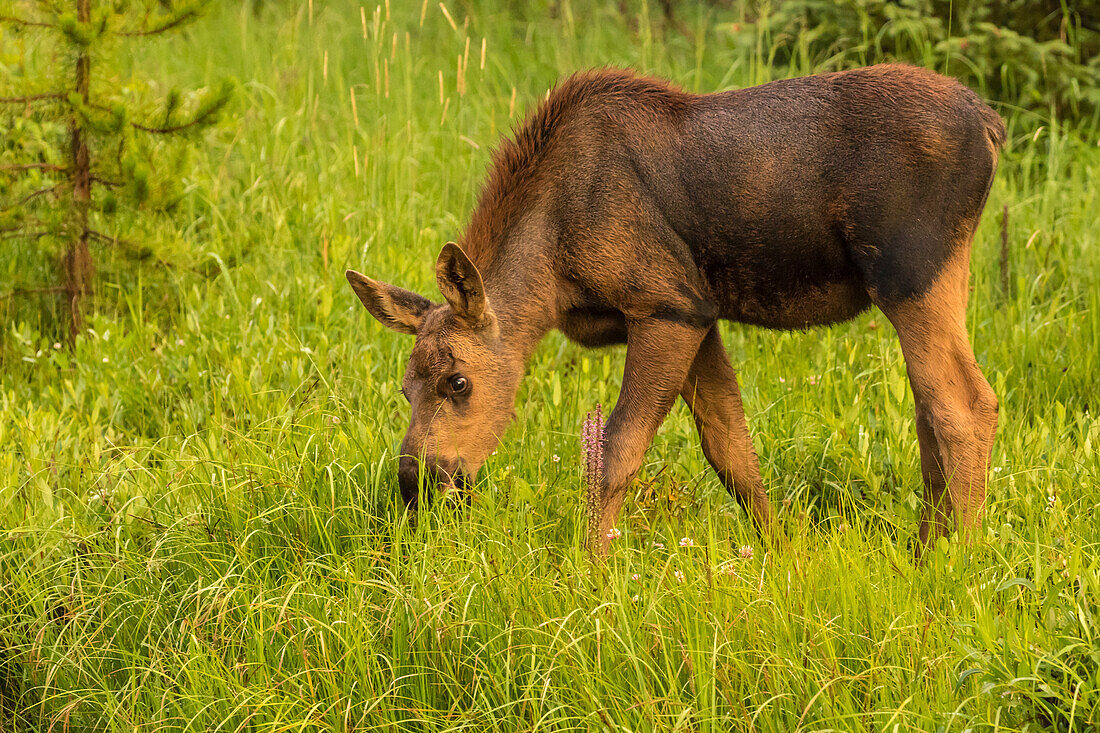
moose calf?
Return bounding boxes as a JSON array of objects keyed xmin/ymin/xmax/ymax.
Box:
[{"xmin": 347, "ymin": 65, "xmax": 1003, "ymax": 556}]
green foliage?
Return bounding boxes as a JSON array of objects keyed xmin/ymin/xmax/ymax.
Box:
[
  {"xmin": 0, "ymin": 0, "xmax": 1098, "ymax": 730},
  {"xmin": 726, "ymin": 0, "xmax": 1099, "ymax": 123}
]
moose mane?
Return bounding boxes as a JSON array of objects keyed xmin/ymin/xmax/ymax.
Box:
[{"xmin": 459, "ymin": 68, "xmax": 692, "ymax": 267}]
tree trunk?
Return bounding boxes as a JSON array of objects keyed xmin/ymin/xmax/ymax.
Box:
[
  {"xmin": 63, "ymin": 235, "xmax": 93, "ymax": 337},
  {"xmin": 65, "ymin": 0, "xmax": 93, "ymax": 341}
]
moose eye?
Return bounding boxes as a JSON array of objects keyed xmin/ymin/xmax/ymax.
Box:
[{"xmin": 448, "ymin": 374, "xmax": 469, "ymax": 395}]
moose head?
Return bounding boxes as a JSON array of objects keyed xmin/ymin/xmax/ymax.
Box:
[{"xmin": 346, "ymin": 243, "xmax": 522, "ymax": 507}]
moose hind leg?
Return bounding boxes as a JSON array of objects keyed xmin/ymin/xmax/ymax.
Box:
[
  {"xmin": 913, "ymin": 393, "xmax": 951, "ymax": 551},
  {"xmin": 876, "ymin": 251, "xmax": 998, "ymax": 551},
  {"xmin": 680, "ymin": 327, "xmax": 772, "ymax": 532}
]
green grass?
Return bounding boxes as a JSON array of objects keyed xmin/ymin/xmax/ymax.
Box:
[{"xmin": 2, "ymin": 1, "xmax": 1099, "ymax": 730}]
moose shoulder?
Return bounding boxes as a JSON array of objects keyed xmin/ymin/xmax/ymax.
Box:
[{"xmin": 347, "ymin": 64, "xmax": 1004, "ymax": 557}]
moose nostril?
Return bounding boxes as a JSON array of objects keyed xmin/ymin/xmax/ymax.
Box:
[
  {"xmin": 396, "ymin": 455, "xmax": 470, "ymax": 508},
  {"xmin": 397, "ymin": 457, "xmax": 423, "ymax": 508},
  {"xmin": 430, "ymin": 458, "xmax": 464, "ymax": 488}
]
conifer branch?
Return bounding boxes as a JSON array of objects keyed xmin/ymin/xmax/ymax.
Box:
[
  {"xmin": 129, "ymin": 118, "xmax": 205, "ymax": 134},
  {"xmin": 86, "ymin": 229, "xmax": 136, "ymax": 249},
  {"xmin": 116, "ymin": 8, "xmax": 200, "ymax": 37},
  {"xmin": 2, "ymin": 182, "xmax": 69, "ymax": 210},
  {"xmin": 0, "ymin": 163, "xmax": 66, "ymax": 172},
  {"xmin": 0, "ymin": 15, "xmax": 55, "ymax": 29},
  {"xmin": 129, "ymin": 103, "xmax": 226, "ymax": 134},
  {"xmin": 0, "ymin": 218, "xmax": 49, "ymax": 234},
  {"xmin": 0, "ymin": 229, "xmax": 52, "ymax": 241},
  {"xmin": 86, "ymin": 228, "xmax": 174, "ymax": 267},
  {"xmin": 0, "ymin": 286, "xmax": 66, "ymax": 299},
  {"xmin": 0, "ymin": 93, "xmax": 65, "ymax": 104}
]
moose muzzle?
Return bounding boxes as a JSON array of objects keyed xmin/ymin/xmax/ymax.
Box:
[{"xmin": 397, "ymin": 454, "xmax": 468, "ymax": 508}]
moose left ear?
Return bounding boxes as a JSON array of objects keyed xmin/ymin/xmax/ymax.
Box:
[
  {"xmin": 436, "ymin": 242, "xmax": 491, "ymax": 325},
  {"xmin": 345, "ymin": 269, "xmax": 434, "ymax": 335}
]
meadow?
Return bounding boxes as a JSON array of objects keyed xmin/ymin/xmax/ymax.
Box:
[{"xmin": 2, "ymin": 1, "xmax": 1099, "ymax": 730}]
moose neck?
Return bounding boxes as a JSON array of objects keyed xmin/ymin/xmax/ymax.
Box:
[{"xmin": 471, "ymin": 228, "xmax": 558, "ymax": 364}]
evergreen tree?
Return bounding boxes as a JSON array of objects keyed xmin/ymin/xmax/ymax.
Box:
[{"xmin": 0, "ymin": 0, "xmax": 231, "ymax": 339}]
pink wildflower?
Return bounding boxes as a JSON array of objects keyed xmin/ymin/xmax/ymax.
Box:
[
  {"xmin": 583, "ymin": 405, "xmax": 606, "ymax": 548},
  {"xmin": 582, "ymin": 404, "xmax": 605, "ymax": 487}
]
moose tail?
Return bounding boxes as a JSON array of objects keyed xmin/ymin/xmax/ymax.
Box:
[{"xmin": 981, "ymin": 104, "xmax": 1007, "ymax": 151}]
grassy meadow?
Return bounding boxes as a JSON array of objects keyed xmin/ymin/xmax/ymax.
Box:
[{"xmin": 2, "ymin": 1, "xmax": 1100, "ymax": 730}]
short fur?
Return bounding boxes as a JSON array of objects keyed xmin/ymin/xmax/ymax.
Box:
[{"xmin": 348, "ymin": 65, "xmax": 1004, "ymax": 558}]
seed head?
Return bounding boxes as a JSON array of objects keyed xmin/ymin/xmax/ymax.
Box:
[
  {"xmin": 582, "ymin": 404, "xmax": 606, "ymax": 551},
  {"xmin": 582, "ymin": 404, "xmax": 605, "ymax": 492}
]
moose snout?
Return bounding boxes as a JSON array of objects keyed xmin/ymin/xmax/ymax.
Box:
[
  {"xmin": 397, "ymin": 456, "xmax": 423, "ymax": 508},
  {"xmin": 397, "ymin": 454, "xmax": 468, "ymax": 509}
]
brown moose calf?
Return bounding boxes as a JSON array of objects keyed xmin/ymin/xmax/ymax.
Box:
[{"xmin": 347, "ymin": 65, "xmax": 1003, "ymax": 556}]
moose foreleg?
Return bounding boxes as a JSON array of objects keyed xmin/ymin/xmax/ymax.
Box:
[{"xmin": 594, "ymin": 317, "xmax": 708, "ymax": 554}]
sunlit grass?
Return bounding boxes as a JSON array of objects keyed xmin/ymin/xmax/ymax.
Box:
[{"xmin": 2, "ymin": 1, "xmax": 1099, "ymax": 730}]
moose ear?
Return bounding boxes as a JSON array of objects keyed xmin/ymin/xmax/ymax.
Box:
[
  {"xmin": 435, "ymin": 242, "xmax": 490, "ymax": 325},
  {"xmin": 346, "ymin": 270, "xmax": 434, "ymax": 335}
]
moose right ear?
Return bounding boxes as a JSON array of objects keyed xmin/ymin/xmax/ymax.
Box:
[{"xmin": 346, "ymin": 270, "xmax": 434, "ymax": 335}]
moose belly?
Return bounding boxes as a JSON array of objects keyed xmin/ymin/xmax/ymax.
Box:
[
  {"xmin": 702, "ymin": 236, "xmax": 872, "ymax": 330},
  {"xmin": 715, "ymin": 276, "xmax": 871, "ymax": 329}
]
